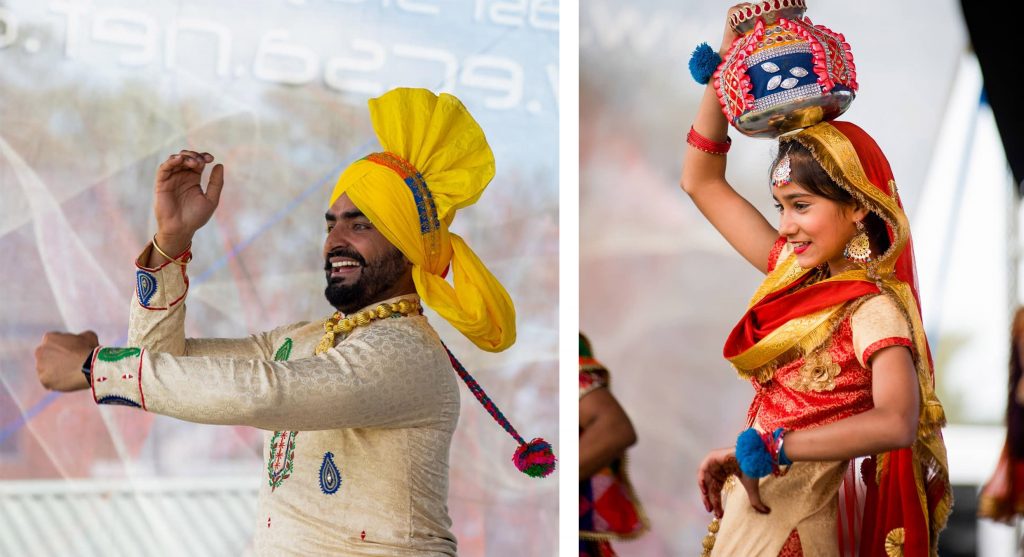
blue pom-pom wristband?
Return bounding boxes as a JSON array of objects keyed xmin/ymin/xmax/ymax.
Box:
[
  {"xmin": 735, "ymin": 428, "xmax": 774, "ymax": 478},
  {"xmin": 688, "ymin": 42, "xmax": 722, "ymax": 85}
]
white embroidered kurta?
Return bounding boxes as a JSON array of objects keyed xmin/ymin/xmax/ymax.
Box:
[{"xmin": 91, "ymin": 244, "xmax": 460, "ymax": 555}]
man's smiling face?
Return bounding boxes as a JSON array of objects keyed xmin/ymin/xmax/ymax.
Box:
[{"xmin": 323, "ymin": 193, "xmax": 414, "ymax": 314}]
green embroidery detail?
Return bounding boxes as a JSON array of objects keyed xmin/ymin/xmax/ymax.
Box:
[
  {"xmin": 267, "ymin": 431, "xmax": 298, "ymax": 491},
  {"xmin": 267, "ymin": 340, "xmax": 296, "ymax": 491},
  {"xmin": 97, "ymin": 347, "xmax": 141, "ymax": 362},
  {"xmin": 274, "ymin": 338, "xmax": 293, "ymax": 362}
]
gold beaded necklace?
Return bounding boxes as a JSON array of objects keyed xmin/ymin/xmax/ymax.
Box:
[{"xmin": 314, "ymin": 298, "xmax": 422, "ymax": 355}]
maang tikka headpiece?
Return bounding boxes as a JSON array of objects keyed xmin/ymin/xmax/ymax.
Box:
[{"xmin": 772, "ymin": 154, "xmax": 792, "ymax": 188}]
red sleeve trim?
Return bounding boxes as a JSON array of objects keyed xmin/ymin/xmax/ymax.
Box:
[
  {"xmin": 579, "ymin": 370, "xmax": 597, "ymax": 390},
  {"xmin": 89, "ymin": 347, "xmax": 100, "ymax": 404},
  {"xmin": 169, "ymin": 265, "xmax": 189, "ymax": 308},
  {"xmin": 137, "ymin": 348, "xmax": 147, "ymax": 411},
  {"xmin": 767, "ymin": 236, "xmax": 787, "ymax": 273},
  {"xmin": 862, "ymin": 337, "xmax": 913, "ymax": 366},
  {"xmin": 579, "ymin": 369, "xmax": 608, "ymax": 398}
]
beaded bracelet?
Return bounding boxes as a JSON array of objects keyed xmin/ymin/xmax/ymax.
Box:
[
  {"xmin": 687, "ymin": 126, "xmax": 732, "ymax": 155},
  {"xmin": 777, "ymin": 429, "xmax": 792, "ymax": 467}
]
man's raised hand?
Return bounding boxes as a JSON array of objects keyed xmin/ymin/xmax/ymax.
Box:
[{"xmin": 152, "ymin": 150, "xmax": 225, "ymax": 257}]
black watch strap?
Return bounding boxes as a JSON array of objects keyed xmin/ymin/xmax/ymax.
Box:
[{"xmin": 81, "ymin": 349, "xmax": 95, "ymax": 383}]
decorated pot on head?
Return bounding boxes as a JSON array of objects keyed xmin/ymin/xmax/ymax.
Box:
[{"xmin": 713, "ymin": 0, "xmax": 857, "ymax": 138}]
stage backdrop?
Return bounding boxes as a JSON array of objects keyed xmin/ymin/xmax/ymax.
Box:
[
  {"xmin": 0, "ymin": 0, "xmax": 558, "ymax": 554},
  {"xmin": 581, "ymin": 1, "xmax": 977, "ymax": 555}
]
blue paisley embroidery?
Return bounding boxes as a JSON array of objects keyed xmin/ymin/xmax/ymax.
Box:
[
  {"xmin": 319, "ymin": 452, "xmax": 341, "ymax": 494},
  {"xmin": 136, "ymin": 270, "xmax": 158, "ymax": 307}
]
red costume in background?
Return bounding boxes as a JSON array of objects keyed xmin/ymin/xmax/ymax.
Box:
[{"xmin": 979, "ymin": 309, "xmax": 1024, "ymax": 522}]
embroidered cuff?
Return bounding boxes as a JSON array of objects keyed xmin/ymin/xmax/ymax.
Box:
[
  {"xmin": 134, "ymin": 243, "xmax": 189, "ymax": 311},
  {"xmin": 90, "ymin": 347, "xmax": 147, "ymax": 410},
  {"xmin": 862, "ymin": 337, "xmax": 913, "ymax": 367}
]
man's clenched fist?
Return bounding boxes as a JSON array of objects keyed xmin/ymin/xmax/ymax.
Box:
[{"xmin": 35, "ymin": 331, "xmax": 99, "ymax": 392}]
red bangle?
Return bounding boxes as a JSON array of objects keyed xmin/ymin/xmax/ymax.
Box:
[{"xmin": 687, "ymin": 126, "xmax": 731, "ymax": 155}]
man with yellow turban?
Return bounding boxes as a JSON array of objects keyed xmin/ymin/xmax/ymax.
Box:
[{"xmin": 33, "ymin": 88, "xmax": 554, "ymax": 555}]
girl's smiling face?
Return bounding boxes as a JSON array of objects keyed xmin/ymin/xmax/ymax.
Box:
[{"xmin": 773, "ymin": 180, "xmax": 867, "ymax": 274}]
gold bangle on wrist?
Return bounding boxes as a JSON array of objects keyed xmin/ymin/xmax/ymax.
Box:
[{"xmin": 152, "ymin": 234, "xmax": 192, "ymax": 266}]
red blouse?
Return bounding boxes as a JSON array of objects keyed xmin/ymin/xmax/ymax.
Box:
[{"xmin": 749, "ymin": 238, "xmax": 913, "ymax": 432}]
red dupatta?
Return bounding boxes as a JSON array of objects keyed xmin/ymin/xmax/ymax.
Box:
[{"xmin": 724, "ymin": 275, "xmax": 879, "ymax": 360}]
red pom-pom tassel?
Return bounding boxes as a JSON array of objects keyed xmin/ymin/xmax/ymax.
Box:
[{"xmin": 513, "ymin": 438, "xmax": 557, "ymax": 478}]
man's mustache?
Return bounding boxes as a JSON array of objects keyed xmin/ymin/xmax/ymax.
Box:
[{"xmin": 324, "ymin": 248, "xmax": 366, "ymax": 271}]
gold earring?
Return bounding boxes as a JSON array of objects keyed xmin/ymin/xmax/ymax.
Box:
[{"xmin": 844, "ymin": 220, "xmax": 872, "ymax": 263}]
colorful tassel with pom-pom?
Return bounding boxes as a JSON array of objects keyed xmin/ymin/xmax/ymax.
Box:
[
  {"xmin": 735, "ymin": 428, "xmax": 774, "ymax": 478},
  {"xmin": 513, "ymin": 438, "xmax": 557, "ymax": 478},
  {"xmin": 689, "ymin": 42, "xmax": 722, "ymax": 85},
  {"xmin": 444, "ymin": 343, "xmax": 557, "ymax": 478}
]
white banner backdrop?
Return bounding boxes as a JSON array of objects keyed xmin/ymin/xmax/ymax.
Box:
[{"xmin": 0, "ymin": 1, "xmax": 558, "ymax": 554}]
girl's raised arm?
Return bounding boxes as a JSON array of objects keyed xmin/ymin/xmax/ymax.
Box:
[{"xmin": 680, "ymin": 6, "xmax": 779, "ymax": 274}]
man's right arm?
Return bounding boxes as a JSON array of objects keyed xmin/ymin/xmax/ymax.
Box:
[
  {"xmin": 128, "ymin": 150, "xmax": 271, "ymax": 360},
  {"xmin": 129, "ymin": 241, "xmax": 190, "ymax": 353}
]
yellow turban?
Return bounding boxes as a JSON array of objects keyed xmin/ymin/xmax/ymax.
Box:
[{"xmin": 329, "ymin": 88, "xmax": 516, "ymax": 352}]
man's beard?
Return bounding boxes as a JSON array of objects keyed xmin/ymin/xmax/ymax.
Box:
[{"xmin": 324, "ymin": 247, "xmax": 408, "ymax": 313}]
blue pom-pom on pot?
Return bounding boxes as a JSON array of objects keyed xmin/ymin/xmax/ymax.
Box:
[{"xmin": 689, "ymin": 42, "xmax": 722, "ymax": 85}]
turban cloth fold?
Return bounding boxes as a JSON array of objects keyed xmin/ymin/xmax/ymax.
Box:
[{"xmin": 329, "ymin": 88, "xmax": 516, "ymax": 352}]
